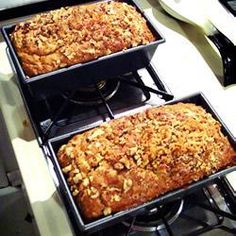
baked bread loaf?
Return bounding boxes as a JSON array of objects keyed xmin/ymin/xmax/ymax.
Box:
[
  {"xmin": 10, "ymin": 1, "xmax": 156, "ymax": 77},
  {"xmin": 57, "ymin": 103, "xmax": 236, "ymax": 220}
]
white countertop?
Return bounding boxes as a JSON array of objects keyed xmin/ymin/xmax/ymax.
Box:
[{"xmin": 0, "ymin": 0, "xmax": 236, "ymax": 235}]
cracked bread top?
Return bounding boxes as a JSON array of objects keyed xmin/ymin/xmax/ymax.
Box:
[
  {"xmin": 11, "ymin": 1, "xmax": 156, "ymax": 77},
  {"xmin": 57, "ymin": 103, "xmax": 236, "ymax": 219}
]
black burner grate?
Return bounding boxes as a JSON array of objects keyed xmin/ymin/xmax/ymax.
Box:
[
  {"xmin": 94, "ymin": 181, "xmax": 236, "ymax": 236},
  {"xmin": 22, "ymin": 64, "xmax": 173, "ymax": 142}
]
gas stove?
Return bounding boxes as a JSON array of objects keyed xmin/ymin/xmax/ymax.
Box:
[
  {"xmin": 15, "ymin": 56, "xmax": 236, "ymax": 236},
  {"xmin": 16, "ymin": 58, "xmax": 236, "ymax": 236},
  {"xmin": 0, "ymin": 0, "xmax": 236, "ymax": 235}
]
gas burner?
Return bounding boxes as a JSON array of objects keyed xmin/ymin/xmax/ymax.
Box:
[
  {"xmin": 61, "ymin": 79, "xmax": 120, "ymax": 105},
  {"xmin": 122, "ymin": 199, "xmax": 184, "ymax": 232}
]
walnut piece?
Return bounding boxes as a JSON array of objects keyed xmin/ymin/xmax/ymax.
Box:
[
  {"xmin": 103, "ymin": 207, "xmax": 112, "ymax": 216},
  {"xmin": 123, "ymin": 179, "xmax": 133, "ymax": 193},
  {"xmin": 62, "ymin": 164, "xmax": 72, "ymax": 173}
]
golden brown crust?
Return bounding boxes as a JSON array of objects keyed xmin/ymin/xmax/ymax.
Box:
[
  {"xmin": 10, "ymin": 1, "xmax": 156, "ymax": 77},
  {"xmin": 57, "ymin": 103, "xmax": 236, "ymax": 219}
]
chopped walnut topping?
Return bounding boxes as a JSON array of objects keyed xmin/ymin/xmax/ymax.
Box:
[
  {"xmin": 62, "ymin": 164, "xmax": 72, "ymax": 173},
  {"xmin": 65, "ymin": 147, "xmax": 74, "ymax": 157},
  {"xmin": 89, "ymin": 187, "xmax": 100, "ymax": 199},
  {"xmin": 103, "ymin": 207, "xmax": 112, "ymax": 216},
  {"xmin": 73, "ymin": 173, "xmax": 83, "ymax": 184},
  {"xmin": 82, "ymin": 177, "xmax": 90, "ymax": 187},
  {"xmin": 136, "ymin": 158, "xmax": 142, "ymax": 166},
  {"xmin": 123, "ymin": 179, "xmax": 133, "ymax": 193},
  {"xmin": 88, "ymin": 129, "xmax": 104, "ymax": 141},
  {"xmin": 63, "ymin": 49, "xmax": 76, "ymax": 60},
  {"xmin": 107, "ymin": 187, "xmax": 121, "ymax": 192},
  {"xmin": 120, "ymin": 157, "xmax": 131, "ymax": 169},
  {"xmin": 38, "ymin": 35, "xmax": 47, "ymax": 42},
  {"xmin": 133, "ymin": 154, "xmax": 140, "ymax": 161},
  {"xmin": 114, "ymin": 162, "xmax": 124, "ymax": 170},
  {"xmin": 88, "ymin": 176, "xmax": 94, "ymax": 182},
  {"xmin": 72, "ymin": 169, "xmax": 80, "ymax": 174},
  {"xmin": 129, "ymin": 146, "xmax": 138, "ymax": 155},
  {"xmin": 111, "ymin": 194, "xmax": 121, "ymax": 202},
  {"xmin": 95, "ymin": 142, "xmax": 101, "ymax": 148},
  {"xmin": 59, "ymin": 144, "xmax": 66, "ymax": 152},
  {"xmin": 72, "ymin": 189, "xmax": 79, "ymax": 196}
]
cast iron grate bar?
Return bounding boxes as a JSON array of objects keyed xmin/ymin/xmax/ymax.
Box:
[
  {"xmin": 203, "ymin": 187, "xmax": 224, "ymax": 224},
  {"xmin": 118, "ymin": 72, "xmax": 173, "ymax": 101},
  {"xmin": 146, "ymin": 63, "xmax": 167, "ymax": 91},
  {"xmin": 125, "ymin": 216, "xmax": 136, "ymax": 236},
  {"xmin": 180, "ymin": 214, "xmax": 221, "ymax": 236},
  {"xmin": 217, "ymin": 225, "xmax": 236, "ymax": 234},
  {"xmin": 158, "ymin": 206, "xmax": 175, "ymax": 236},
  {"xmin": 180, "ymin": 188, "xmax": 236, "ymax": 236},
  {"xmin": 95, "ymin": 82, "xmax": 114, "ymax": 120},
  {"xmin": 42, "ymin": 90, "xmax": 76, "ymax": 140},
  {"xmin": 129, "ymin": 71, "xmax": 151, "ymax": 100},
  {"xmin": 180, "ymin": 213, "xmax": 214, "ymax": 228},
  {"xmin": 196, "ymin": 202, "xmax": 236, "ymax": 221},
  {"xmin": 186, "ymin": 224, "xmax": 236, "ymax": 236}
]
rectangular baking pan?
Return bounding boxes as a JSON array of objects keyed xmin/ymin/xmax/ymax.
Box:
[
  {"xmin": 1, "ymin": 0, "xmax": 165, "ymax": 99},
  {"xmin": 47, "ymin": 92, "xmax": 236, "ymax": 234}
]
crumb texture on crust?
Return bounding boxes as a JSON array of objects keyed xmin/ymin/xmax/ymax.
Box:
[
  {"xmin": 10, "ymin": 1, "xmax": 156, "ymax": 77},
  {"xmin": 57, "ymin": 103, "xmax": 236, "ymax": 220}
]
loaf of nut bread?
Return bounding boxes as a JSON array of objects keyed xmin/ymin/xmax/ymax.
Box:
[
  {"xmin": 57, "ymin": 103, "xmax": 236, "ymax": 219},
  {"xmin": 10, "ymin": 1, "xmax": 156, "ymax": 77}
]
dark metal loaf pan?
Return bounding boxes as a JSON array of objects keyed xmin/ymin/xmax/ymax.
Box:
[
  {"xmin": 47, "ymin": 92, "xmax": 236, "ymax": 234},
  {"xmin": 1, "ymin": 0, "xmax": 165, "ymax": 98}
]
